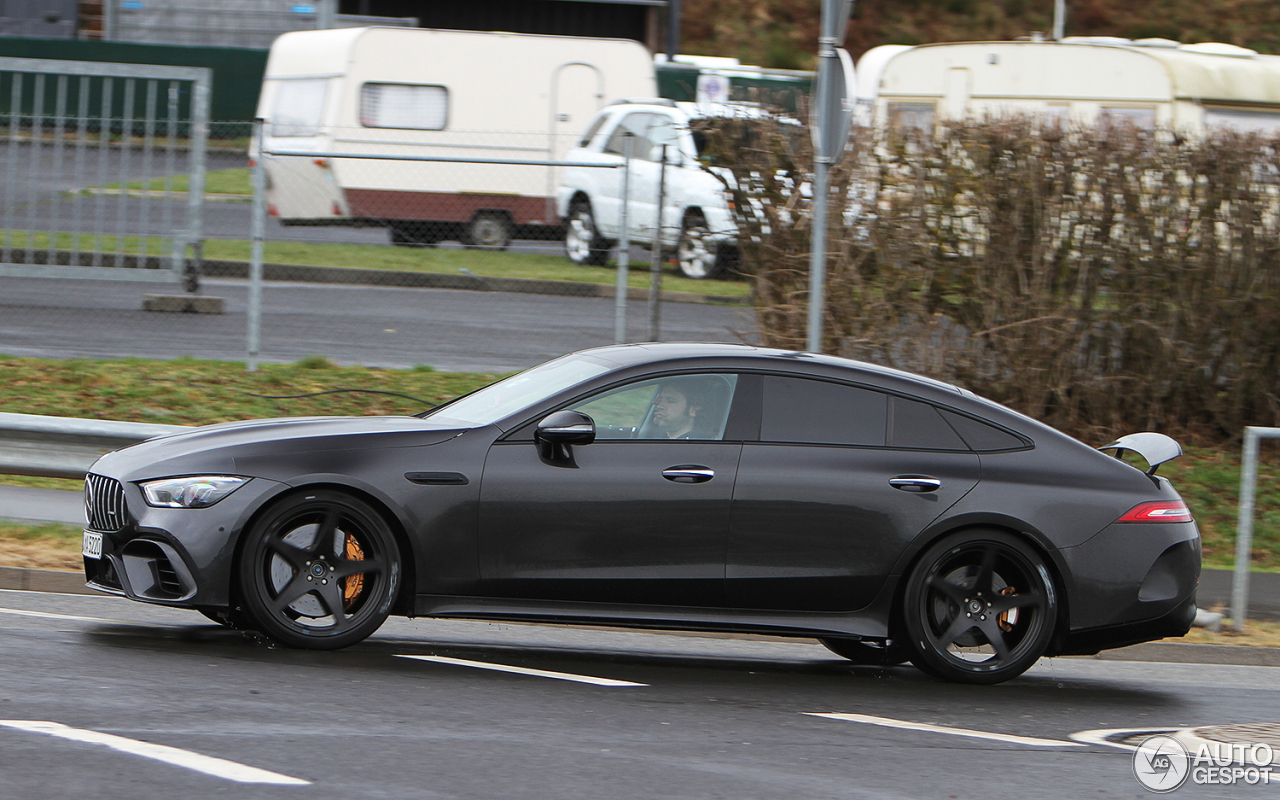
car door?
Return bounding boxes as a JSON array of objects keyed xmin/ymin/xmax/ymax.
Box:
[
  {"xmin": 477, "ymin": 373, "xmax": 743, "ymax": 607},
  {"xmin": 726, "ymin": 374, "xmax": 982, "ymax": 612},
  {"xmin": 595, "ymin": 111, "xmax": 657, "ymax": 240}
]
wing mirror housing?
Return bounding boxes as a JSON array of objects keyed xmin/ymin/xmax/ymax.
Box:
[{"xmin": 536, "ymin": 410, "xmax": 596, "ymax": 461}]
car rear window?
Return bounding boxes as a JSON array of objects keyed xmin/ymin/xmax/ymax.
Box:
[
  {"xmin": 760, "ymin": 377, "xmax": 886, "ymax": 446},
  {"xmin": 889, "ymin": 398, "xmax": 969, "ymax": 450},
  {"xmin": 939, "ymin": 409, "xmax": 1029, "ymax": 452}
]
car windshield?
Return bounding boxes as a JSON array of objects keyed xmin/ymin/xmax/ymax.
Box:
[{"xmin": 423, "ymin": 354, "xmax": 612, "ymax": 428}]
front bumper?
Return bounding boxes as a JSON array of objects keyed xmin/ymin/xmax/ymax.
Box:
[{"xmin": 83, "ymin": 475, "xmax": 287, "ymax": 607}]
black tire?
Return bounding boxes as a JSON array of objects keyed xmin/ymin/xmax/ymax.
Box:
[
  {"xmin": 463, "ymin": 212, "xmax": 512, "ymax": 250},
  {"xmin": 819, "ymin": 637, "xmax": 910, "ymax": 666},
  {"xmin": 902, "ymin": 530, "xmax": 1056, "ymax": 684},
  {"xmin": 675, "ymin": 212, "xmax": 724, "ymax": 279},
  {"xmin": 565, "ymin": 199, "xmax": 609, "ymax": 266},
  {"xmin": 237, "ymin": 490, "xmax": 401, "ymax": 650}
]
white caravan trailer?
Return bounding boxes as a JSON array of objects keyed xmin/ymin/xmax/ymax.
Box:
[
  {"xmin": 864, "ymin": 38, "xmax": 1280, "ymax": 134},
  {"xmin": 255, "ymin": 27, "xmax": 656, "ymax": 247}
]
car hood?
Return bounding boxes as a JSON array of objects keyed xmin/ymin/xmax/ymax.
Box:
[{"xmin": 92, "ymin": 416, "xmax": 468, "ymax": 479}]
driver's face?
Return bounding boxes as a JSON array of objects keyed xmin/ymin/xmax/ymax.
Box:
[{"xmin": 652, "ymin": 386, "xmax": 693, "ymax": 432}]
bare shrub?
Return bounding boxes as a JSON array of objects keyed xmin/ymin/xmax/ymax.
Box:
[{"xmin": 703, "ymin": 114, "xmax": 1280, "ymax": 441}]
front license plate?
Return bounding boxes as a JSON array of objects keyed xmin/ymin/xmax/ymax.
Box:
[{"xmin": 82, "ymin": 530, "xmax": 103, "ymax": 559}]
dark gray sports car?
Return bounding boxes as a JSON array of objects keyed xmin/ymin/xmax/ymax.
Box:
[{"xmin": 82, "ymin": 343, "xmax": 1200, "ymax": 684}]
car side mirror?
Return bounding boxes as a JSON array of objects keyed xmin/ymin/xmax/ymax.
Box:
[{"xmin": 535, "ymin": 410, "xmax": 595, "ymax": 461}]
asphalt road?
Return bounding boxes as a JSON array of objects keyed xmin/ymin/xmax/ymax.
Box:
[
  {"xmin": 1, "ymin": 588, "xmax": 1277, "ymax": 800},
  {"xmin": 0, "ymin": 276, "xmax": 756, "ymax": 373}
]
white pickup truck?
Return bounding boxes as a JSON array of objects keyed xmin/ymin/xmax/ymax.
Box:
[{"xmin": 556, "ymin": 100, "xmax": 746, "ymax": 279}]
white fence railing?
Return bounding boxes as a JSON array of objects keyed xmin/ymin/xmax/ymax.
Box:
[{"xmin": 1233, "ymin": 426, "xmax": 1280, "ymax": 631}]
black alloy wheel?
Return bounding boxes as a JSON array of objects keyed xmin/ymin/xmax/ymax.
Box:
[
  {"xmin": 237, "ymin": 490, "xmax": 400, "ymax": 650},
  {"xmin": 903, "ymin": 530, "xmax": 1056, "ymax": 684}
]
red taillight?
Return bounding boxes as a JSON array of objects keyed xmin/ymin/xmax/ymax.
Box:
[{"xmin": 1117, "ymin": 500, "xmax": 1193, "ymax": 524}]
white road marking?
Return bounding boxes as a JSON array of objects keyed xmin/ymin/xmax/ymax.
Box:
[
  {"xmin": 0, "ymin": 609, "xmax": 157, "ymax": 627},
  {"xmin": 1069, "ymin": 727, "xmax": 1173, "ymax": 751},
  {"xmin": 0, "ymin": 720, "xmax": 309, "ymax": 785},
  {"xmin": 396, "ymin": 654, "xmax": 647, "ymax": 687},
  {"xmin": 0, "ymin": 606, "xmax": 149, "ymax": 626},
  {"xmin": 806, "ymin": 712, "xmax": 1085, "ymax": 748}
]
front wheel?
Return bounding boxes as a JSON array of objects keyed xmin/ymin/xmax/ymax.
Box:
[
  {"xmin": 902, "ymin": 530, "xmax": 1056, "ymax": 684},
  {"xmin": 237, "ymin": 490, "xmax": 401, "ymax": 650},
  {"xmin": 675, "ymin": 213, "xmax": 725, "ymax": 279}
]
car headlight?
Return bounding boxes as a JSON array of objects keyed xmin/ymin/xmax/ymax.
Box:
[{"xmin": 140, "ymin": 476, "xmax": 248, "ymax": 508}]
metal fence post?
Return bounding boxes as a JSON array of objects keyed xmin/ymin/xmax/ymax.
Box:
[
  {"xmin": 647, "ymin": 144, "xmax": 667, "ymax": 341},
  {"xmin": 614, "ymin": 138, "xmax": 632, "ymax": 344},
  {"xmin": 247, "ymin": 119, "xmax": 266, "ymax": 372},
  {"xmin": 1232, "ymin": 426, "xmax": 1280, "ymax": 631}
]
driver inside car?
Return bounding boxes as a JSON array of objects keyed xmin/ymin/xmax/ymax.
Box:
[{"xmin": 651, "ymin": 378, "xmax": 716, "ymax": 439}]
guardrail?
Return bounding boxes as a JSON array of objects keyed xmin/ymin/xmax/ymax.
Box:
[{"xmin": 0, "ymin": 412, "xmax": 189, "ymax": 480}]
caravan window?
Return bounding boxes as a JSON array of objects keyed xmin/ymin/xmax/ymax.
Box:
[
  {"xmin": 360, "ymin": 84, "xmax": 448, "ymax": 130},
  {"xmin": 1099, "ymin": 106, "xmax": 1156, "ymax": 130},
  {"xmin": 1203, "ymin": 107, "xmax": 1280, "ymax": 135},
  {"xmin": 887, "ymin": 102, "xmax": 935, "ymax": 131},
  {"xmin": 271, "ymin": 78, "xmax": 329, "ymax": 137}
]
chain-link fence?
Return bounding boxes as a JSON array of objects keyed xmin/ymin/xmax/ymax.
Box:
[{"xmin": 0, "ymin": 110, "xmax": 754, "ymax": 374}]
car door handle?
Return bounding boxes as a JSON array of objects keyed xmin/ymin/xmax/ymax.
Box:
[
  {"xmin": 889, "ymin": 475, "xmax": 942, "ymax": 493},
  {"xmin": 662, "ymin": 465, "xmax": 714, "ymax": 484}
]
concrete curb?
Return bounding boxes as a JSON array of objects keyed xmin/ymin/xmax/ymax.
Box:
[
  {"xmin": 198, "ymin": 259, "xmax": 750, "ymax": 306},
  {"xmin": 2, "ymin": 566, "xmax": 1278, "ymax": 666}
]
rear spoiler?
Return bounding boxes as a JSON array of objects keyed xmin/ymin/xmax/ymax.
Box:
[{"xmin": 1098, "ymin": 432, "xmax": 1182, "ymax": 476}]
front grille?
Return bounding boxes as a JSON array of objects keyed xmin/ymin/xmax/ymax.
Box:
[{"xmin": 85, "ymin": 473, "xmax": 128, "ymax": 532}]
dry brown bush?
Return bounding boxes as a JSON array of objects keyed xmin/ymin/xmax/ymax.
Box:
[{"xmin": 702, "ymin": 115, "xmax": 1280, "ymax": 442}]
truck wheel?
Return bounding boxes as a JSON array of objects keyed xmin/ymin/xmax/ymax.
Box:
[
  {"xmin": 565, "ymin": 200, "xmax": 609, "ymax": 266},
  {"xmin": 463, "ymin": 212, "xmax": 512, "ymax": 250},
  {"xmin": 676, "ymin": 212, "xmax": 724, "ymax": 279}
]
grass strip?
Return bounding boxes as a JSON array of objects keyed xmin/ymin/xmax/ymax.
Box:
[{"xmin": 0, "ymin": 230, "xmax": 753, "ymax": 298}]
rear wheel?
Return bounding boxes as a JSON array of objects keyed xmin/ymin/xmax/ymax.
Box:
[
  {"xmin": 463, "ymin": 212, "xmax": 512, "ymax": 250},
  {"xmin": 565, "ymin": 199, "xmax": 609, "ymax": 266},
  {"xmin": 237, "ymin": 490, "xmax": 401, "ymax": 650},
  {"xmin": 902, "ymin": 530, "xmax": 1056, "ymax": 684}
]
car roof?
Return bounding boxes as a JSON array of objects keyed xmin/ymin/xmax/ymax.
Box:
[{"xmin": 576, "ymin": 342, "xmax": 964, "ymax": 393}]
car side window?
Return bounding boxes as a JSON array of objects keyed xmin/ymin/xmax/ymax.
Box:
[
  {"xmin": 604, "ymin": 112, "xmax": 653, "ymax": 158},
  {"xmin": 571, "ymin": 374, "xmax": 739, "ymax": 441},
  {"xmin": 643, "ymin": 115, "xmax": 682, "ymax": 162},
  {"xmin": 889, "ymin": 397, "xmax": 969, "ymax": 450},
  {"xmin": 939, "ymin": 409, "xmax": 1029, "ymax": 452},
  {"xmin": 760, "ymin": 376, "xmax": 887, "ymax": 446}
]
